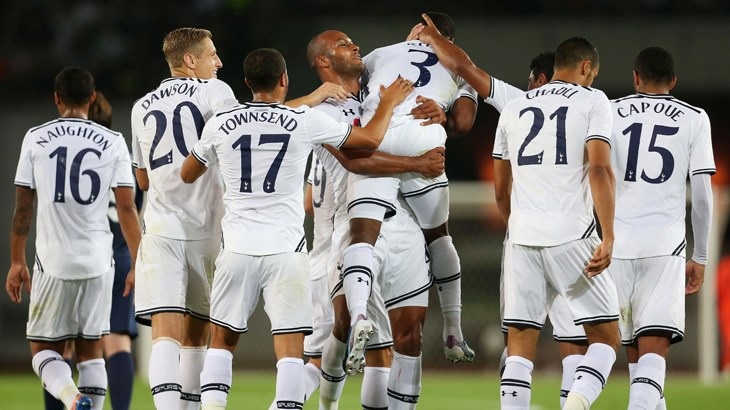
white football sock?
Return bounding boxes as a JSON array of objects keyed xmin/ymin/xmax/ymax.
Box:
[
  {"xmin": 362, "ymin": 366, "xmax": 389, "ymax": 409},
  {"xmin": 303, "ymin": 362, "xmax": 320, "ymax": 402},
  {"xmin": 149, "ymin": 337, "xmax": 182, "ymax": 410},
  {"xmin": 387, "ymin": 353, "xmax": 421, "ymax": 410},
  {"xmin": 32, "ymin": 349, "xmax": 79, "ymax": 408},
  {"xmin": 428, "ymin": 236, "xmax": 463, "ymax": 341},
  {"xmin": 561, "ymin": 354, "xmax": 583, "ymax": 408},
  {"xmin": 77, "ymin": 358, "xmax": 107, "ymax": 410},
  {"xmin": 275, "ymin": 357, "xmax": 305, "ymax": 409},
  {"xmin": 180, "ymin": 346, "xmax": 206, "ymax": 409},
  {"xmin": 500, "ymin": 355, "xmax": 533, "ymax": 410},
  {"xmin": 629, "ymin": 353, "xmax": 666, "ymax": 410},
  {"xmin": 570, "ymin": 343, "xmax": 616, "ymax": 405},
  {"xmin": 342, "ymin": 243, "xmax": 375, "ymax": 323},
  {"xmin": 319, "ymin": 335, "xmax": 347, "ymax": 409},
  {"xmin": 200, "ymin": 348, "xmax": 232, "ymax": 409}
]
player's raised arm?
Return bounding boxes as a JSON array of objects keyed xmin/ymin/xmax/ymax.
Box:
[
  {"xmin": 6, "ymin": 187, "xmax": 34, "ymax": 303},
  {"xmin": 342, "ymin": 77, "xmax": 414, "ymax": 149},
  {"xmin": 325, "ymin": 145, "xmax": 445, "ymax": 178},
  {"xmin": 416, "ymin": 14, "xmax": 492, "ymax": 99},
  {"xmin": 285, "ymin": 82, "xmax": 350, "ymax": 108}
]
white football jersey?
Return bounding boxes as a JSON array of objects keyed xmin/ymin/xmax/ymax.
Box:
[
  {"xmin": 360, "ymin": 40, "xmax": 474, "ymax": 126},
  {"xmin": 15, "ymin": 118, "xmax": 135, "ymax": 279},
  {"xmin": 191, "ymin": 102, "xmax": 352, "ymax": 256},
  {"xmin": 485, "ymin": 76, "xmax": 525, "ymax": 113},
  {"xmin": 307, "ymin": 151, "xmax": 335, "ymax": 281},
  {"xmin": 495, "ymin": 81, "xmax": 613, "ymax": 247},
  {"xmin": 611, "ymin": 93, "xmax": 715, "ymax": 259},
  {"xmin": 131, "ymin": 77, "xmax": 237, "ymax": 240}
]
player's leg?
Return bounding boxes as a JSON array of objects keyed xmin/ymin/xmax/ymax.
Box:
[
  {"xmin": 42, "ymin": 340, "xmax": 73, "ymax": 410},
  {"xmin": 362, "ymin": 347, "xmax": 393, "ymax": 410},
  {"xmin": 181, "ymin": 236, "xmax": 217, "ymax": 409},
  {"xmin": 626, "ymin": 256, "xmax": 685, "ymax": 410},
  {"xmin": 263, "ymin": 252, "xmax": 313, "ymax": 409},
  {"xmin": 135, "ymin": 235, "xmax": 190, "ymax": 409},
  {"xmin": 387, "ymin": 306, "xmax": 427, "ymax": 410},
  {"xmin": 201, "ymin": 325, "xmax": 240, "ymax": 410},
  {"xmin": 319, "ymin": 295, "xmax": 349, "ymax": 410},
  {"xmin": 501, "ymin": 244, "xmax": 550, "ymax": 409},
  {"xmin": 543, "ymin": 238, "xmax": 620, "ymax": 410},
  {"xmin": 105, "ymin": 244, "xmax": 137, "ymax": 410},
  {"xmin": 344, "ymin": 174, "xmax": 400, "ymax": 331},
  {"xmin": 550, "ymin": 295, "xmax": 588, "ymax": 408},
  {"xmin": 200, "ymin": 249, "xmax": 258, "ymax": 409},
  {"xmin": 27, "ymin": 268, "xmax": 89, "ymax": 408},
  {"xmin": 301, "ymin": 274, "xmax": 335, "ymax": 403},
  {"xmin": 75, "ymin": 338, "xmax": 106, "ymax": 410}
]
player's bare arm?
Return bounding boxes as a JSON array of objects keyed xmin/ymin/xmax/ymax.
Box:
[
  {"xmin": 6, "ymin": 186, "xmax": 34, "ymax": 303},
  {"xmin": 304, "ymin": 184, "xmax": 314, "ymax": 216},
  {"xmin": 180, "ymin": 154, "xmax": 207, "ymax": 183},
  {"xmin": 415, "ymin": 14, "xmax": 493, "ymax": 99},
  {"xmin": 493, "ymin": 159, "xmax": 512, "ymax": 226},
  {"xmin": 445, "ymin": 97, "xmax": 477, "ymax": 138},
  {"xmin": 135, "ymin": 168, "xmax": 149, "ymax": 191},
  {"xmin": 584, "ymin": 139, "xmax": 615, "ymax": 277},
  {"xmin": 285, "ymin": 82, "xmax": 350, "ymax": 108},
  {"xmin": 324, "ymin": 144, "xmax": 445, "ymax": 178},
  {"xmin": 113, "ymin": 186, "xmax": 142, "ymax": 297},
  {"xmin": 343, "ymin": 77, "xmax": 414, "ymax": 149}
]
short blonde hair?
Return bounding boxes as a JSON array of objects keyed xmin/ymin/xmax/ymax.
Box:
[{"xmin": 162, "ymin": 28, "xmax": 213, "ymax": 69}]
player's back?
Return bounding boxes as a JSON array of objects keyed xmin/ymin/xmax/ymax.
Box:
[
  {"xmin": 194, "ymin": 101, "xmax": 351, "ymax": 256},
  {"xmin": 131, "ymin": 77, "xmax": 237, "ymax": 240},
  {"xmin": 16, "ymin": 118, "xmax": 133, "ymax": 279},
  {"xmin": 497, "ymin": 80, "xmax": 613, "ymax": 247},
  {"xmin": 361, "ymin": 41, "xmax": 461, "ymax": 125},
  {"xmin": 611, "ymin": 93, "xmax": 715, "ymax": 258}
]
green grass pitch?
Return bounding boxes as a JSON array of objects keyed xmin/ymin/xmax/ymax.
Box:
[{"xmin": 0, "ymin": 371, "xmax": 728, "ymax": 409}]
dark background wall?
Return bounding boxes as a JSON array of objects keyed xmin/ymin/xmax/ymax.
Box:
[{"xmin": 0, "ymin": 0, "xmax": 728, "ymax": 371}]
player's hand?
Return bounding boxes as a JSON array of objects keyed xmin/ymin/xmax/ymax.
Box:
[
  {"xmin": 123, "ymin": 269, "xmax": 135, "ymax": 297},
  {"xmin": 6, "ymin": 263, "xmax": 31, "ymax": 303},
  {"xmin": 410, "ymin": 95, "xmax": 447, "ymax": 126},
  {"xmin": 379, "ymin": 76, "xmax": 414, "ymax": 107},
  {"xmin": 311, "ymin": 82, "xmax": 350, "ymax": 104},
  {"xmin": 685, "ymin": 259, "xmax": 705, "ymax": 295},
  {"xmin": 406, "ymin": 23, "xmax": 424, "ymax": 41},
  {"xmin": 585, "ymin": 239, "xmax": 613, "ymax": 277},
  {"xmin": 416, "ymin": 14, "xmax": 443, "ymax": 44},
  {"xmin": 416, "ymin": 146, "xmax": 446, "ymax": 178}
]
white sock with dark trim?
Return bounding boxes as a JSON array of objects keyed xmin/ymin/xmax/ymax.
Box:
[
  {"xmin": 629, "ymin": 353, "xmax": 666, "ymax": 410},
  {"xmin": 500, "ymin": 355, "xmax": 533, "ymax": 409},
  {"xmin": 200, "ymin": 348, "xmax": 232, "ymax": 409},
  {"xmin": 387, "ymin": 353, "xmax": 421, "ymax": 410}
]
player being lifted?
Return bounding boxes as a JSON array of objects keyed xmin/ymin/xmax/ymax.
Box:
[
  {"xmin": 180, "ymin": 48, "xmax": 413, "ymax": 409},
  {"xmin": 610, "ymin": 46, "xmax": 715, "ymax": 409},
  {"xmin": 131, "ymin": 27, "xmax": 238, "ymax": 410},
  {"xmin": 341, "ymin": 12, "xmax": 478, "ymax": 367},
  {"xmin": 6, "ymin": 67, "xmax": 141, "ymax": 410}
]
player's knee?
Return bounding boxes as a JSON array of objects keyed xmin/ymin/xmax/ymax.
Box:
[{"xmin": 393, "ymin": 329, "xmax": 423, "ymax": 356}]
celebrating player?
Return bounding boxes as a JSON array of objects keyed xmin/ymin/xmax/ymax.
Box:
[
  {"xmin": 6, "ymin": 67, "xmax": 141, "ymax": 410},
  {"xmin": 131, "ymin": 27, "xmax": 238, "ymax": 409}
]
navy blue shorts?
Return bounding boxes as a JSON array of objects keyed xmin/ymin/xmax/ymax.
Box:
[{"xmin": 110, "ymin": 245, "xmax": 138, "ymax": 338}]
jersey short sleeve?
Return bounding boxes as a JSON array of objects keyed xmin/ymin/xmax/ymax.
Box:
[
  {"xmin": 199, "ymin": 79, "xmax": 239, "ymax": 113},
  {"xmin": 191, "ymin": 116, "xmax": 221, "ymax": 167},
  {"xmin": 302, "ymin": 107, "xmax": 353, "ymax": 149},
  {"xmin": 689, "ymin": 110, "xmax": 716, "ymax": 176},
  {"xmin": 112, "ymin": 142, "xmax": 135, "ymax": 188},
  {"xmin": 14, "ymin": 130, "xmax": 35, "ymax": 188},
  {"xmin": 492, "ymin": 115, "xmax": 510, "ymax": 160},
  {"xmin": 586, "ymin": 90, "xmax": 613, "ymax": 145},
  {"xmin": 485, "ymin": 77, "xmax": 525, "ymax": 113}
]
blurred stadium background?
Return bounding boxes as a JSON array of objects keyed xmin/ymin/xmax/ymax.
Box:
[{"xmin": 1, "ymin": 0, "xmax": 729, "ymax": 404}]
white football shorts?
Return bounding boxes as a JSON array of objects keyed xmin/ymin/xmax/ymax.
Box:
[
  {"xmin": 27, "ymin": 267, "xmax": 113, "ymax": 341},
  {"xmin": 611, "ymin": 256, "xmax": 686, "ymax": 345},
  {"xmin": 503, "ymin": 237, "xmax": 619, "ymax": 329},
  {"xmin": 304, "ymin": 274, "xmax": 335, "ymax": 356},
  {"xmin": 210, "ymin": 250, "xmax": 313, "ymax": 335}
]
